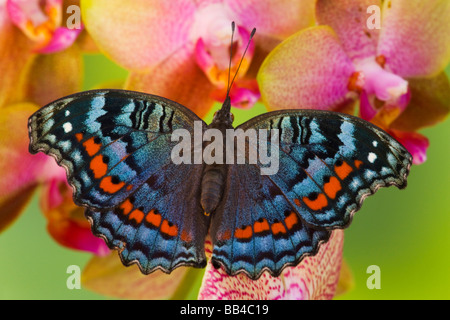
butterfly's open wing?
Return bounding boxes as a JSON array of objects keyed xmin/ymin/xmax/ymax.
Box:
[
  {"xmin": 28, "ymin": 89, "xmax": 209, "ymax": 273},
  {"xmin": 210, "ymin": 110, "xmax": 412, "ymax": 279}
]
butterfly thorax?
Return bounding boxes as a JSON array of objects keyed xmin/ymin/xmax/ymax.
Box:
[{"xmin": 200, "ymin": 98, "xmax": 234, "ymax": 216}]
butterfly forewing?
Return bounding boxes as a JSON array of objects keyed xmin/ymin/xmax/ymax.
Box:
[
  {"xmin": 28, "ymin": 89, "xmax": 210, "ymax": 273},
  {"xmin": 237, "ymin": 110, "xmax": 412, "ymax": 229}
]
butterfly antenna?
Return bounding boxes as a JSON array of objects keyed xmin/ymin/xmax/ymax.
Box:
[
  {"xmin": 225, "ymin": 23, "xmax": 256, "ymax": 99},
  {"xmin": 226, "ymin": 22, "xmax": 235, "ymax": 97}
]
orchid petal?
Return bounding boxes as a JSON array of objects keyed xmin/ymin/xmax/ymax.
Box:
[
  {"xmin": 0, "ymin": 103, "xmax": 50, "ymax": 201},
  {"xmin": 7, "ymin": 0, "xmax": 63, "ymax": 46},
  {"xmin": 198, "ymin": 230, "xmax": 344, "ymax": 300},
  {"xmin": 82, "ymin": 252, "xmax": 189, "ymax": 299},
  {"xmin": 0, "ymin": 4, "xmax": 34, "ymax": 108},
  {"xmin": 316, "ymin": 0, "xmax": 381, "ymax": 61},
  {"xmin": 35, "ymin": 26, "xmax": 82, "ymax": 54},
  {"xmin": 335, "ymin": 259, "xmax": 354, "ymax": 296},
  {"xmin": 0, "ymin": 103, "xmax": 53, "ymax": 231},
  {"xmin": 81, "ymin": 0, "xmax": 196, "ymax": 71},
  {"xmin": 24, "ymin": 44, "xmax": 83, "ymax": 106},
  {"xmin": 228, "ymin": 80, "xmax": 261, "ymax": 109},
  {"xmin": 0, "ymin": 184, "xmax": 37, "ymax": 233},
  {"xmin": 75, "ymin": 29, "xmax": 99, "ymax": 53},
  {"xmin": 391, "ymin": 72, "xmax": 450, "ymax": 132},
  {"xmin": 355, "ymin": 58, "xmax": 409, "ymax": 104},
  {"xmin": 369, "ymin": 88, "xmax": 411, "ymax": 129},
  {"xmin": 211, "ymin": 79, "xmax": 260, "ymax": 109},
  {"xmin": 225, "ymin": 0, "xmax": 316, "ymax": 39},
  {"xmin": 245, "ymin": 34, "xmax": 283, "ymax": 80},
  {"xmin": 390, "ymin": 130, "xmax": 429, "ymax": 165},
  {"xmin": 378, "ymin": 0, "xmax": 450, "ymax": 78},
  {"xmin": 359, "ymin": 90, "xmax": 378, "ymax": 121},
  {"xmin": 195, "ymin": 26, "xmax": 254, "ymax": 89},
  {"xmin": 40, "ymin": 176, "xmax": 110, "ymax": 256},
  {"xmin": 46, "ymin": 212, "xmax": 110, "ymax": 256},
  {"xmin": 257, "ymin": 26, "xmax": 355, "ymax": 111},
  {"xmin": 126, "ymin": 44, "xmax": 215, "ymax": 118}
]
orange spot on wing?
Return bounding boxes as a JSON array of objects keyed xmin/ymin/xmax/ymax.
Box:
[
  {"xmin": 235, "ymin": 225, "xmax": 253, "ymax": 239},
  {"xmin": 294, "ymin": 198, "xmax": 301, "ymax": 206},
  {"xmin": 284, "ymin": 212, "xmax": 299, "ymax": 230},
  {"xmin": 120, "ymin": 199, "xmax": 133, "ymax": 215},
  {"xmin": 335, "ymin": 161, "xmax": 353, "ymax": 180},
  {"xmin": 145, "ymin": 209, "xmax": 161, "ymax": 227},
  {"xmin": 129, "ymin": 209, "xmax": 144, "ymax": 224},
  {"xmin": 75, "ymin": 133, "xmax": 83, "ymax": 142},
  {"xmin": 181, "ymin": 230, "xmax": 192, "ymax": 242},
  {"xmin": 303, "ymin": 193, "xmax": 328, "ymax": 211},
  {"xmin": 324, "ymin": 176, "xmax": 342, "ymax": 199},
  {"xmin": 99, "ymin": 176, "xmax": 125, "ymax": 194},
  {"xmin": 161, "ymin": 219, "xmax": 178, "ymax": 237},
  {"xmin": 218, "ymin": 230, "xmax": 232, "ymax": 241},
  {"xmin": 126, "ymin": 185, "xmax": 133, "ymax": 191},
  {"xmin": 271, "ymin": 221, "xmax": 286, "ymax": 235},
  {"xmin": 253, "ymin": 219, "xmax": 270, "ymax": 234},
  {"xmin": 354, "ymin": 159, "xmax": 363, "ymax": 169},
  {"xmin": 90, "ymin": 155, "xmax": 108, "ymax": 179},
  {"xmin": 83, "ymin": 137, "xmax": 101, "ymax": 156}
]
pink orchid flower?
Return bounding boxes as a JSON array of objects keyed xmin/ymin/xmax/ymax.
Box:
[
  {"xmin": 7, "ymin": 0, "xmax": 82, "ymax": 54},
  {"xmin": 0, "ymin": 0, "xmax": 108, "ymax": 255},
  {"xmin": 198, "ymin": 230, "xmax": 344, "ymax": 300},
  {"xmin": 257, "ymin": 0, "xmax": 450, "ymax": 165},
  {"xmin": 80, "ymin": 0, "xmax": 316, "ymax": 116},
  {"xmin": 0, "ymin": 0, "xmax": 96, "ymax": 108}
]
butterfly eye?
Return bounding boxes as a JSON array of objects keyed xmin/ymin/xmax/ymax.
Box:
[
  {"xmin": 213, "ymin": 111, "xmax": 218, "ymax": 118},
  {"xmin": 230, "ymin": 113, "xmax": 234, "ymax": 122}
]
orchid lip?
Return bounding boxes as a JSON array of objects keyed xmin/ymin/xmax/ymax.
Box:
[
  {"xmin": 195, "ymin": 25, "xmax": 255, "ymax": 89},
  {"xmin": 6, "ymin": 0, "xmax": 79, "ymax": 52},
  {"xmin": 353, "ymin": 57, "xmax": 409, "ymax": 104}
]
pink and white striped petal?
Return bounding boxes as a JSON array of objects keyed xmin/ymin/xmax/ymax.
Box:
[{"xmin": 198, "ymin": 230, "xmax": 344, "ymax": 300}]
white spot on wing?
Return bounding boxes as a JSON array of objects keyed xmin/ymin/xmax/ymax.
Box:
[
  {"xmin": 65, "ymin": 110, "xmax": 70, "ymax": 117},
  {"xmin": 60, "ymin": 140, "xmax": 71, "ymax": 151},
  {"xmin": 368, "ymin": 152, "xmax": 377, "ymax": 163},
  {"xmin": 63, "ymin": 122, "xmax": 73, "ymax": 133},
  {"xmin": 372, "ymin": 140, "xmax": 378, "ymax": 147}
]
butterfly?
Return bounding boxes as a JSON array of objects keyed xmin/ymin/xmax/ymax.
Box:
[{"xmin": 27, "ymin": 25, "xmax": 412, "ymax": 280}]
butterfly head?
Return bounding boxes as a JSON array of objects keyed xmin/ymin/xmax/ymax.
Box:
[{"xmin": 212, "ymin": 96, "xmax": 234, "ymax": 126}]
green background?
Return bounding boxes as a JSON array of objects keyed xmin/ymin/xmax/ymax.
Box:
[{"xmin": 0, "ymin": 54, "xmax": 448, "ymax": 300}]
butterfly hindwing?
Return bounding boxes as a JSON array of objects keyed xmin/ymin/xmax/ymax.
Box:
[
  {"xmin": 86, "ymin": 160, "xmax": 207, "ymax": 273},
  {"xmin": 210, "ymin": 163, "xmax": 332, "ymax": 279},
  {"xmin": 28, "ymin": 89, "xmax": 210, "ymax": 273},
  {"xmin": 210, "ymin": 110, "xmax": 411, "ymax": 279}
]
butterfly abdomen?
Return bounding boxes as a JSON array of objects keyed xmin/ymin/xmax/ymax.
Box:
[
  {"xmin": 201, "ymin": 165, "xmax": 227, "ymax": 216},
  {"xmin": 200, "ymin": 118, "xmax": 232, "ymax": 216}
]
